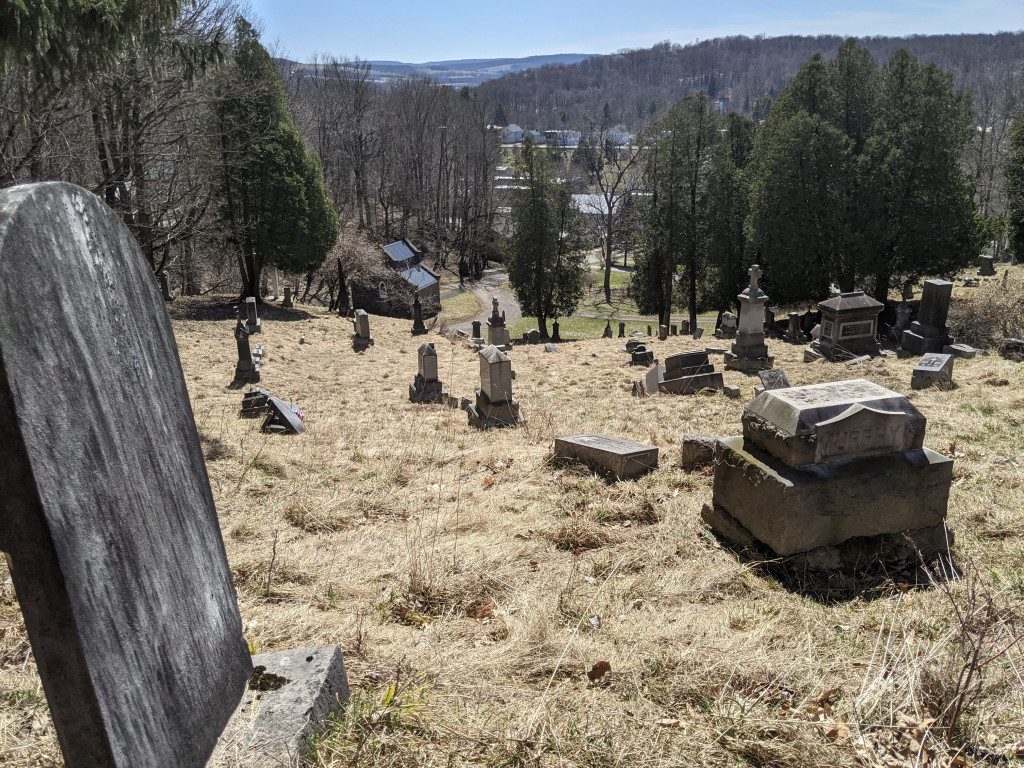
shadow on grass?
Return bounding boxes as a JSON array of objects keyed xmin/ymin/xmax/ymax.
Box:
[
  {"xmin": 715, "ymin": 533, "xmax": 961, "ymax": 605},
  {"xmin": 166, "ymin": 295, "xmax": 317, "ymax": 323}
]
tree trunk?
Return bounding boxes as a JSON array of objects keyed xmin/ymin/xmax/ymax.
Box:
[{"xmin": 537, "ymin": 315, "xmax": 548, "ymax": 338}]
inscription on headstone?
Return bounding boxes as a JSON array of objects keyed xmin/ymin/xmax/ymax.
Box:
[{"xmin": 814, "ymin": 404, "xmax": 907, "ymax": 463}]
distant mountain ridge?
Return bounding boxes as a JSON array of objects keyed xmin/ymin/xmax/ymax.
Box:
[{"xmin": 278, "ymin": 53, "xmax": 595, "ymax": 87}]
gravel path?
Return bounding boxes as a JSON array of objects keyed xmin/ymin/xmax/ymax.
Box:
[{"xmin": 450, "ymin": 269, "xmax": 522, "ymax": 333}]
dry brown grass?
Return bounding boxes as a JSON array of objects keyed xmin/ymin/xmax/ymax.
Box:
[{"xmin": 2, "ymin": 270, "xmax": 1024, "ymax": 767}]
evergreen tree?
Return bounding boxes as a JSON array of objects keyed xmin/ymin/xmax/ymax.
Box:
[
  {"xmin": 1007, "ymin": 116, "xmax": 1024, "ymax": 261},
  {"xmin": 633, "ymin": 94, "xmax": 723, "ymax": 329},
  {"xmin": 746, "ymin": 39, "xmax": 978, "ymax": 303},
  {"xmin": 215, "ymin": 18, "xmax": 338, "ymax": 299},
  {"xmin": 503, "ymin": 138, "xmax": 587, "ymax": 337}
]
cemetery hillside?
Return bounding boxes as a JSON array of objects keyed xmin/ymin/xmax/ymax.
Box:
[{"xmin": 1, "ymin": 4, "xmax": 1024, "ymax": 768}]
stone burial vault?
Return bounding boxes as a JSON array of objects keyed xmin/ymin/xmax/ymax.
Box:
[
  {"xmin": 0, "ymin": 182, "xmax": 348, "ymax": 768},
  {"xmin": 701, "ymin": 378, "xmax": 954, "ymax": 568}
]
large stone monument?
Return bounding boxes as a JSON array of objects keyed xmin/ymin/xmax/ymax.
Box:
[
  {"xmin": 702, "ymin": 379, "xmax": 952, "ymax": 564},
  {"xmin": 815, "ymin": 291, "xmax": 883, "ymax": 360},
  {"xmin": 0, "ymin": 182, "xmax": 348, "ymax": 768},
  {"xmin": 486, "ymin": 295, "xmax": 510, "ymax": 347},
  {"xmin": 467, "ymin": 345, "xmax": 523, "ymax": 429},
  {"xmin": 725, "ymin": 264, "xmax": 774, "ymax": 371},
  {"xmin": 409, "ymin": 341, "xmax": 448, "ymax": 403},
  {"xmin": 901, "ymin": 279, "xmax": 953, "ymax": 355}
]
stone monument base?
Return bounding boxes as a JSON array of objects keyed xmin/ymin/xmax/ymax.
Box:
[
  {"xmin": 467, "ymin": 390, "xmax": 523, "ymax": 429},
  {"xmin": 207, "ymin": 646, "xmax": 349, "ymax": 768},
  {"xmin": 554, "ymin": 434, "xmax": 659, "ymax": 480},
  {"xmin": 705, "ymin": 436, "xmax": 952, "ymax": 556},
  {"xmin": 409, "ymin": 374, "xmax": 448, "ymax": 403},
  {"xmin": 352, "ymin": 335, "xmax": 374, "ymax": 351},
  {"xmin": 702, "ymin": 503, "xmax": 953, "ymax": 570},
  {"xmin": 724, "ymin": 352, "xmax": 774, "ymax": 372},
  {"xmin": 659, "ymin": 371, "xmax": 724, "ymax": 395}
]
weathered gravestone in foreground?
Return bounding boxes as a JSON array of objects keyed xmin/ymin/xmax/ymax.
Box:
[
  {"xmin": 911, "ymin": 353, "xmax": 954, "ymax": 390},
  {"xmin": 0, "ymin": 183, "xmax": 347, "ymax": 768},
  {"xmin": 702, "ymin": 378, "xmax": 952, "ymax": 565},
  {"xmin": 757, "ymin": 368, "xmax": 791, "ymax": 392},
  {"xmin": 554, "ymin": 434, "xmax": 659, "ymax": 480}
]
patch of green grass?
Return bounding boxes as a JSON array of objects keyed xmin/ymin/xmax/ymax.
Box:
[
  {"xmin": 508, "ymin": 315, "xmax": 654, "ymax": 339},
  {"xmin": 437, "ymin": 289, "xmax": 483, "ymax": 325}
]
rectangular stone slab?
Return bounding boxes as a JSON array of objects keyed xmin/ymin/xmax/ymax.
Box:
[
  {"xmin": 710, "ymin": 437, "xmax": 952, "ymax": 555},
  {"xmin": 742, "ymin": 378, "xmax": 925, "ymax": 467},
  {"xmin": 0, "ymin": 182, "xmax": 252, "ymax": 768},
  {"xmin": 554, "ymin": 434, "xmax": 659, "ymax": 480},
  {"xmin": 659, "ymin": 371, "xmax": 724, "ymax": 395}
]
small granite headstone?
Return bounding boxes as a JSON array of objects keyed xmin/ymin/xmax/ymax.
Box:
[
  {"xmin": 911, "ymin": 353, "xmax": 954, "ymax": 390},
  {"xmin": 527, "ymin": 328, "xmax": 541, "ymax": 344},
  {"xmin": 471, "ymin": 320, "xmax": 482, "ymax": 341},
  {"xmin": 757, "ymin": 368, "xmax": 791, "ymax": 391},
  {"xmin": 240, "ymin": 387, "xmax": 272, "ymax": 418},
  {"xmin": 245, "ymin": 296, "xmax": 261, "ymax": 335},
  {"xmin": 715, "ymin": 312, "xmax": 737, "ymax": 339},
  {"xmin": 352, "ymin": 309, "xmax": 374, "ymax": 350},
  {"xmin": 618, "ymin": 321, "xmax": 626, "ymax": 338},
  {"xmin": 630, "ymin": 343, "xmax": 654, "ymax": 366},
  {"xmin": 943, "ymin": 343, "xmax": 976, "ymax": 359},
  {"xmin": 411, "ymin": 294, "xmax": 428, "ymax": 335},
  {"xmin": 282, "ymin": 282, "xmax": 293, "ymax": 308},
  {"xmin": 234, "ymin": 319, "xmax": 262, "ymax": 384},
  {"xmin": 692, "ymin": 327, "xmax": 704, "ymax": 340},
  {"xmin": 603, "ymin": 321, "xmax": 613, "ymax": 338},
  {"xmin": 554, "ymin": 434, "xmax": 659, "ymax": 480},
  {"xmin": 551, "ymin": 320, "xmax": 561, "ymax": 342},
  {"xmin": 978, "ymin": 254, "xmax": 996, "ymax": 276}
]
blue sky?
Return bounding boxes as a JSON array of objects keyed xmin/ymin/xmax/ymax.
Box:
[{"xmin": 247, "ymin": 0, "xmax": 1024, "ymax": 63}]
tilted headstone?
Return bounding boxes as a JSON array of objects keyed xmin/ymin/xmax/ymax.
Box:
[
  {"xmin": 757, "ymin": 368, "xmax": 791, "ymax": 391},
  {"xmin": 0, "ymin": 183, "xmax": 249, "ymax": 765},
  {"xmin": 645, "ymin": 363, "xmax": 665, "ymax": 395},
  {"xmin": 0, "ymin": 183, "xmax": 347, "ymax": 768},
  {"xmin": 261, "ymin": 397, "xmax": 306, "ymax": 434},
  {"xmin": 911, "ymin": 353, "xmax": 954, "ymax": 390},
  {"xmin": 235, "ymin": 319, "xmax": 262, "ymax": 383},
  {"xmin": 692, "ymin": 327, "xmax": 704, "ymax": 341},
  {"xmin": 554, "ymin": 434, "xmax": 659, "ymax": 480},
  {"xmin": 352, "ymin": 308, "xmax": 374, "ymax": 350},
  {"xmin": 659, "ymin": 350, "xmax": 723, "ymax": 395},
  {"xmin": 704, "ymin": 378, "xmax": 952, "ymax": 560},
  {"xmin": 245, "ymin": 296, "xmax": 261, "ymax": 335}
]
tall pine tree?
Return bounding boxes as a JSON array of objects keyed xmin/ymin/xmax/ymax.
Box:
[{"xmin": 215, "ymin": 18, "xmax": 338, "ymax": 300}]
